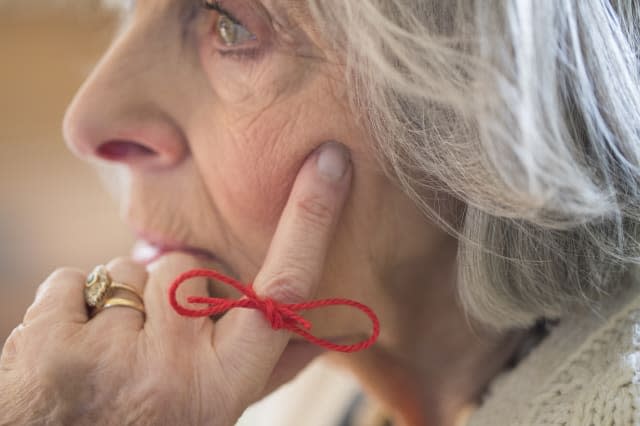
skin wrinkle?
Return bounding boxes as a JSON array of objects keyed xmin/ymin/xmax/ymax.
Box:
[
  {"xmin": 228, "ymin": 128, "xmax": 287, "ymax": 228},
  {"xmin": 202, "ymin": 56, "xmax": 334, "ymax": 238}
]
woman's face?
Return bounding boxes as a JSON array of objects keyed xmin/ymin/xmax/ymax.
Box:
[{"xmin": 64, "ymin": 0, "xmax": 427, "ymax": 388}]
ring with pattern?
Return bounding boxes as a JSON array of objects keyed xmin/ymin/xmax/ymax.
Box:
[{"xmin": 84, "ymin": 265, "xmax": 144, "ymax": 313}]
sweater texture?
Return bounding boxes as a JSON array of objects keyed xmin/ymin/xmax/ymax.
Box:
[{"xmin": 468, "ymin": 279, "xmax": 640, "ymax": 425}]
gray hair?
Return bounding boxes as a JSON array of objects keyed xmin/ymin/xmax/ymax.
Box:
[{"xmin": 307, "ymin": 0, "xmax": 640, "ymax": 328}]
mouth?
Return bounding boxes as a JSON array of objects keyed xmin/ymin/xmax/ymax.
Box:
[
  {"xmin": 132, "ymin": 239, "xmax": 218, "ymax": 266},
  {"xmin": 130, "ymin": 231, "xmax": 243, "ymax": 303}
]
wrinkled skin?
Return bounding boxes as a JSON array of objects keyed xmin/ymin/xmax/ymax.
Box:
[{"xmin": 1, "ymin": 146, "xmax": 352, "ymax": 425}]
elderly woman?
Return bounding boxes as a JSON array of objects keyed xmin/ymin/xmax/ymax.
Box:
[{"xmin": 2, "ymin": 0, "xmax": 639, "ymax": 425}]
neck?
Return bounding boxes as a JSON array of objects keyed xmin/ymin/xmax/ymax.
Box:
[{"xmin": 327, "ymin": 235, "xmax": 521, "ymax": 426}]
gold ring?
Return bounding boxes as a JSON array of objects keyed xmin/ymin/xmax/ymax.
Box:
[
  {"xmin": 84, "ymin": 265, "xmax": 144, "ymax": 310},
  {"xmin": 110, "ymin": 281, "xmax": 142, "ymax": 298},
  {"xmin": 92, "ymin": 297, "xmax": 146, "ymax": 317}
]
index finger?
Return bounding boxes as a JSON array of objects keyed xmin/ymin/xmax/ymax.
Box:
[{"xmin": 213, "ymin": 141, "xmax": 352, "ymax": 395}]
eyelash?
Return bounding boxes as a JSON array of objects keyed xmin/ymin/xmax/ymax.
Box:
[
  {"xmin": 201, "ymin": 0, "xmax": 261, "ymax": 60},
  {"xmin": 202, "ymin": 1, "xmax": 242, "ymax": 26}
]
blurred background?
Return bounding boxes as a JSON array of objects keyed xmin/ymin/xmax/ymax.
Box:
[{"xmin": 0, "ymin": 2, "xmax": 132, "ymax": 343}]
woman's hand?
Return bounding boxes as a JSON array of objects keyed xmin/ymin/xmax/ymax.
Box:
[{"xmin": 0, "ymin": 142, "xmax": 352, "ymax": 426}]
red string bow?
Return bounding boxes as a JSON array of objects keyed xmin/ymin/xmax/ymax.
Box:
[{"xmin": 169, "ymin": 269, "xmax": 380, "ymax": 353}]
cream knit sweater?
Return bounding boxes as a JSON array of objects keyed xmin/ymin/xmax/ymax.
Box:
[
  {"xmin": 469, "ymin": 280, "xmax": 640, "ymax": 426},
  {"xmin": 238, "ymin": 281, "xmax": 640, "ymax": 425}
]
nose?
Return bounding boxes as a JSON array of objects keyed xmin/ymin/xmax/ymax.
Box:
[
  {"xmin": 63, "ymin": 31, "xmax": 187, "ymax": 170},
  {"xmin": 64, "ymin": 107, "xmax": 188, "ymax": 169}
]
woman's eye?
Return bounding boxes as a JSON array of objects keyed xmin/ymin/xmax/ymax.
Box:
[
  {"xmin": 202, "ymin": 1, "xmax": 257, "ymax": 48},
  {"xmin": 216, "ymin": 14, "xmax": 256, "ymax": 46}
]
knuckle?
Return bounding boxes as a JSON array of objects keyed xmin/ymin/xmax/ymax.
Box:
[
  {"xmin": 25, "ymin": 287, "xmax": 53, "ymax": 322},
  {"xmin": 34, "ymin": 267, "xmax": 83, "ymax": 302},
  {"xmin": 261, "ymin": 270, "xmax": 311, "ymax": 303},
  {"xmin": 106, "ymin": 256, "xmax": 141, "ymax": 272},
  {"xmin": 33, "ymin": 280, "xmax": 51, "ymax": 302},
  {"xmin": 47, "ymin": 267, "xmax": 85, "ymax": 283},
  {"xmin": 147, "ymin": 252, "xmax": 199, "ymax": 280},
  {"xmin": 27, "ymin": 268, "xmax": 84, "ymax": 322},
  {"xmin": 107, "ymin": 256, "xmax": 134, "ymax": 266},
  {"xmin": 1, "ymin": 325, "xmax": 25, "ymax": 362},
  {"xmin": 295, "ymin": 194, "xmax": 334, "ymax": 229},
  {"xmin": 23, "ymin": 303, "xmax": 41, "ymax": 324}
]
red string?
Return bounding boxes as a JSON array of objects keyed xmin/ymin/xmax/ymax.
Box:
[{"xmin": 168, "ymin": 268, "xmax": 380, "ymax": 353}]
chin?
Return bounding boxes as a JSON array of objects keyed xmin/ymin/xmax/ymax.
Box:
[{"xmin": 257, "ymin": 341, "xmax": 328, "ymax": 401}]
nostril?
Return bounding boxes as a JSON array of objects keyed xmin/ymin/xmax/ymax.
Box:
[{"xmin": 96, "ymin": 141, "xmax": 156, "ymax": 162}]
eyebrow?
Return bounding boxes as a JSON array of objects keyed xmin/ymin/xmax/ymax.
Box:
[
  {"xmin": 101, "ymin": 0, "xmax": 204, "ymax": 39},
  {"xmin": 102, "ymin": 0, "xmax": 200, "ymax": 16},
  {"xmin": 102, "ymin": 0, "xmax": 312, "ymax": 44}
]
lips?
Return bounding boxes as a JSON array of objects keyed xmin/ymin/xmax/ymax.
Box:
[{"xmin": 131, "ymin": 239, "xmax": 218, "ymax": 266}]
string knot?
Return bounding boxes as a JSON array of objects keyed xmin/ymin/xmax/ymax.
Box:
[
  {"xmin": 261, "ymin": 297, "xmax": 284, "ymax": 329},
  {"xmin": 168, "ymin": 268, "xmax": 380, "ymax": 353},
  {"xmin": 256, "ymin": 297, "xmax": 313, "ymax": 331}
]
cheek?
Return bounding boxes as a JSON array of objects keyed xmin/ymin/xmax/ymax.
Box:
[
  {"xmin": 217, "ymin": 141, "xmax": 300, "ymax": 230},
  {"xmin": 195, "ymin": 72, "xmax": 313, "ymax": 228},
  {"xmin": 190, "ymin": 55, "xmax": 368, "ymax": 269},
  {"xmin": 194, "ymin": 110, "xmax": 312, "ymax": 246}
]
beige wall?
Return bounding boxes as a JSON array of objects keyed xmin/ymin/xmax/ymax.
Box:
[{"xmin": 0, "ymin": 7, "xmax": 133, "ymax": 342}]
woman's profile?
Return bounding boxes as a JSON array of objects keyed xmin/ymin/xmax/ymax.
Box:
[{"xmin": 1, "ymin": 1, "xmax": 639, "ymax": 425}]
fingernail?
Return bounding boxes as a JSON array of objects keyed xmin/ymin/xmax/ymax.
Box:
[{"xmin": 316, "ymin": 142, "xmax": 350, "ymax": 182}]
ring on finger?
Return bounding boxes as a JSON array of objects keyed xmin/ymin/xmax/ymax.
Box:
[
  {"xmin": 92, "ymin": 297, "xmax": 146, "ymax": 317},
  {"xmin": 84, "ymin": 265, "xmax": 144, "ymax": 310}
]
